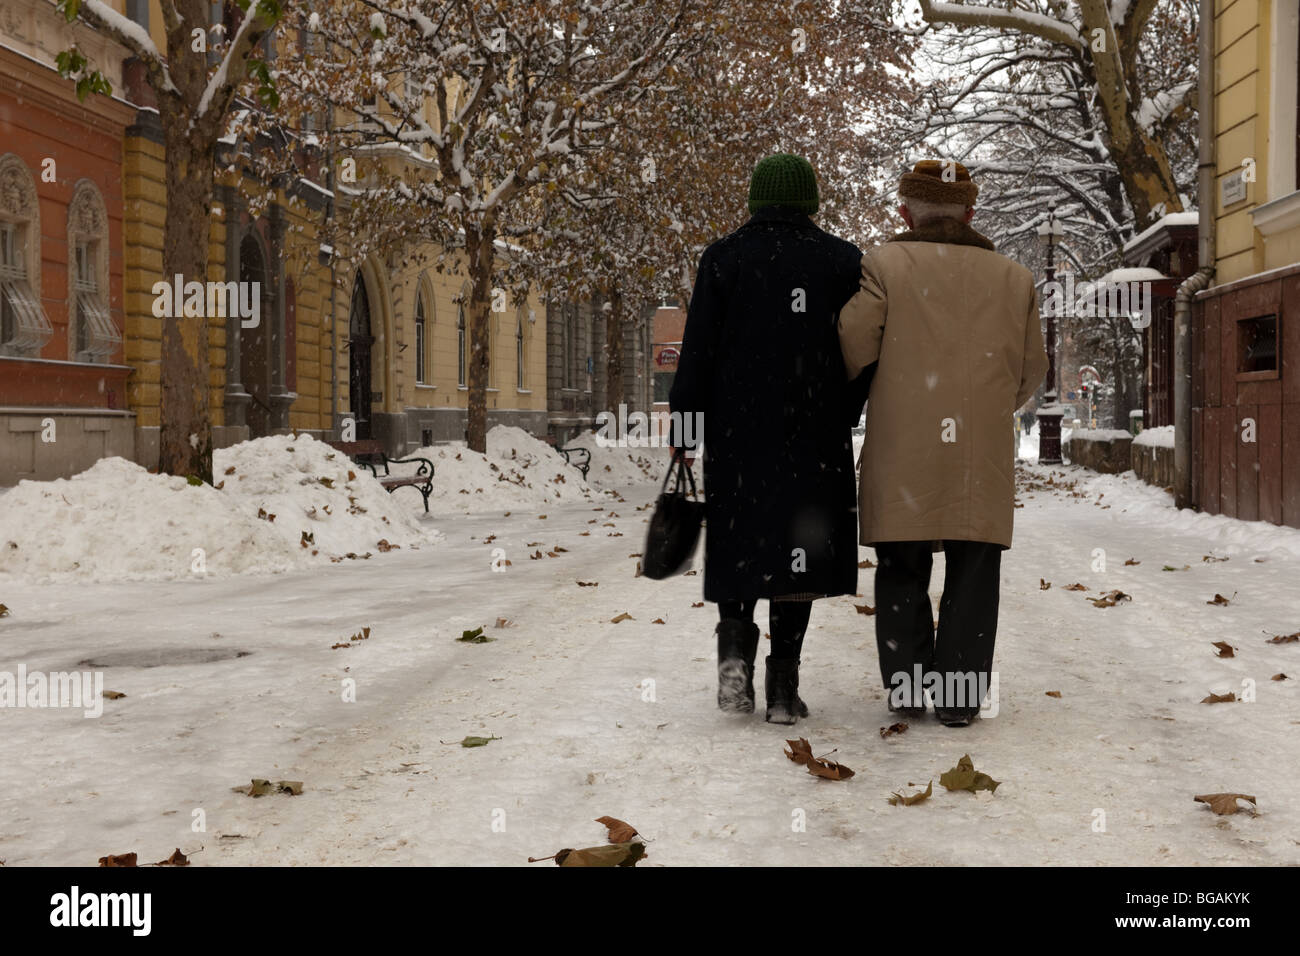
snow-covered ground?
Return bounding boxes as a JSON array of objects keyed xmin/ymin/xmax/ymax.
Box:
[{"xmin": 2, "ymin": 433, "xmax": 1298, "ymax": 865}]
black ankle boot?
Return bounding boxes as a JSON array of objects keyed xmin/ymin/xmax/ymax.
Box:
[
  {"xmin": 717, "ymin": 620, "xmax": 759, "ymax": 713},
  {"xmin": 765, "ymin": 656, "xmax": 802, "ymax": 725}
]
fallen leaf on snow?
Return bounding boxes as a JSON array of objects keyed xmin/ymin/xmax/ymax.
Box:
[
  {"xmin": 1212, "ymin": 641, "xmax": 1235, "ymax": 658},
  {"xmin": 610, "ymin": 612, "xmax": 634, "ymax": 623},
  {"xmin": 595, "ymin": 816, "xmax": 639, "ymax": 843},
  {"xmin": 939, "ymin": 754, "xmax": 999, "ymax": 793},
  {"xmin": 529, "ymin": 843, "xmax": 645, "ymax": 867},
  {"xmin": 879, "ymin": 722, "xmax": 908, "ymax": 738},
  {"xmin": 1207, "ymin": 592, "xmax": 1236, "ymax": 606},
  {"xmin": 855, "ymin": 604, "xmax": 876, "ymax": 616},
  {"xmin": 888, "ymin": 781, "xmax": 933, "ymax": 806},
  {"xmin": 1266, "ymin": 633, "xmax": 1298, "ymax": 644},
  {"xmin": 1193, "ymin": 793, "xmax": 1256, "ymax": 816},
  {"xmin": 98, "ymin": 853, "xmax": 138, "ymax": 867},
  {"xmin": 1045, "ymin": 690, "xmax": 1062, "ymax": 698},
  {"xmin": 1200, "ymin": 692, "xmax": 1236, "ymax": 704}
]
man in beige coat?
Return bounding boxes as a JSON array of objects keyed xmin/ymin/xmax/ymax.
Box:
[{"xmin": 838, "ymin": 160, "xmax": 1048, "ymax": 727}]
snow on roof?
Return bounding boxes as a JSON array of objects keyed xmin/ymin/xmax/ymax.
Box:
[
  {"xmin": 1097, "ymin": 266, "xmax": 1168, "ymax": 284},
  {"xmin": 1123, "ymin": 211, "xmax": 1200, "ymax": 253}
]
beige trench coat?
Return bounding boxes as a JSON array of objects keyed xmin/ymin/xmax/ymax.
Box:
[{"xmin": 838, "ymin": 219, "xmax": 1048, "ymax": 549}]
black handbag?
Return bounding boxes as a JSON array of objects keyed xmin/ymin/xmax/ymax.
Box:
[{"xmin": 642, "ymin": 450, "xmax": 705, "ymax": 580}]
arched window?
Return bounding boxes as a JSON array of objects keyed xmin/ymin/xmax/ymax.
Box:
[
  {"xmin": 414, "ymin": 289, "xmax": 427, "ymax": 384},
  {"xmin": 457, "ymin": 302, "xmax": 467, "ymax": 386},
  {"xmin": 0, "ymin": 154, "xmax": 52, "ymax": 357},
  {"xmin": 67, "ymin": 180, "xmax": 118, "ymax": 363}
]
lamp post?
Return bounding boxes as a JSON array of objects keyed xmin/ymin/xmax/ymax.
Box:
[{"xmin": 1035, "ymin": 207, "xmax": 1065, "ymax": 465}]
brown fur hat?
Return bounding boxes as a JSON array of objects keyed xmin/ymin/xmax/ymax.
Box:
[{"xmin": 898, "ymin": 160, "xmax": 978, "ymax": 206}]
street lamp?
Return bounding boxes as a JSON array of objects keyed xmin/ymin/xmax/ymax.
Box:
[{"xmin": 1035, "ymin": 206, "xmax": 1066, "ymax": 465}]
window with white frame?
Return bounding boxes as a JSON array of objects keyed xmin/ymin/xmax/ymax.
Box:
[
  {"xmin": 0, "ymin": 155, "xmax": 53, "ymax": 357},
  {"xmin": 67, "ymin": 181, "xmax": 119, "ymax": 363}
]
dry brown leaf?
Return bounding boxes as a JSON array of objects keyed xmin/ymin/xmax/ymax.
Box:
[
  {"xmin": 651, "ymin": 618, "xmax": 665, "ymax": 625},
  {"xmin": 1201, "ymin": 692, "xmax": 1236, "ymax": 704},
  {"xmin": 806, "ymin": 756, "xmax": 855, "ymax": 781},
  {"xmin": 1064, "ymin": 583, "xmax": 1089, "ymax": 591},
  {"xmin": 576, "ymin": 581, "xmax": 598, "ymax": 587},
  {"xmin": 1045, "ymin": 690, "xmax": 1062, "ymax": 698},
  {"xmin": 1212, "ymin": 641, "xmax": 1235, "ymax": 658},
  {"xmin": 102, "ymin": 690, "xmax": 126, "ymax": 700},
  {"xmin": 691, "ymin": 601, "xmax": 704, "ymax": 608},
  {"xmin": 1266, "ymin": 633, "xmax": 1299, "ymax": 644},
  {"xmin": 155, "ymin": 848, "xmax": 189, "ymax": 866},
  {"xmin": 610, "ymin": 612, "xmax": 633, "ymax": 623},
  {"xmin": 1207, "ymin": 593, "xmax": 1235, "ymax": 606},
  {"xmin": 858, "ymin": 559, "xmax": 875, "ymax": 568},
  {"xmin": 1124, "ymin": 558, "xmax": 1140, "ymax": 566},
  {"xmin": 1271, "ymin": 673, "xmax": 1288, "ymax": 681},
  {"xmin": 98, "ymin": 852, "xmax": 138, "ymax": 867},
  {"xmin": 855, "ymin": 604, "xmax": 877, "ymax": 616},
  {"xmin": 879, "ymin": 722, "xmax": 908, "ymax": 738},
  {"xmin": 888, "ymin": 780, "xmax": 933, "ymax": 806},
  {"xmin": 1090, "ymin": 589, "xmax": 1131, "ymax": 608},
  {"xmin": 784, "ymin": 737, "xmax": 815, "ymax": 765},
  {"xmin": 594, "ymin": 816, "xmax": 639, "ymax": 843},
  {"xmin": 1193, "ymin": 793, "xmax": 1257, "ymax": 815},
  {"xmin": 1039, "ymin": 578, "xmax": 1051, "ymax": 590}
]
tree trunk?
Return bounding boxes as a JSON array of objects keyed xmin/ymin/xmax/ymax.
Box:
[
  {"xmin": 604, "ymin": 286, "xmax": 624, "ymax": 411},
  {"xmin": 157, "ymin": 112, "xmax": 214, "ymax": 483},
  {"xmin": 465, "ymin": 226, "xmax": 495, "ymax": 454}
]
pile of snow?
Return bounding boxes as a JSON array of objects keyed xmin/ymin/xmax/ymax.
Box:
[
  {"xmin": 403, "ymin": 424, "xmax": 664, "ymax": 513},
  {"xmin": 1134, "ymin": 424, "xmax": 1175, "ymax": 448},
  {"xmin": 0, "ymin": 434, "xmax": 436, "ymax": 583},
  {"xmin": 1035, "ymin": 464, "xmax": 1300, "ymax": 561}
]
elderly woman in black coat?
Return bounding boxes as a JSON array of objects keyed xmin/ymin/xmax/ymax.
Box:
[{"xmin": 669, "ymin": 153, "xmax": 871, "ymax": 725}]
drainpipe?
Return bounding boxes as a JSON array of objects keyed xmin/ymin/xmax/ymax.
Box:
[{"xmin": 1174, "ymin": 0, "xmax": 1216, "ymax": 510}]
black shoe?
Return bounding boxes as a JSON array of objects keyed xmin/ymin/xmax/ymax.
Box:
[
  {"xmin": 765, "ymin": 656, "xmax": 802, "ymax": 725},
  {"xmin": 935, "ymin": 708, "xmax": 978, "ymax": 727},
  {"xmin": 717, "ymin": 620, "xmax": 759, "ymax": 713}
]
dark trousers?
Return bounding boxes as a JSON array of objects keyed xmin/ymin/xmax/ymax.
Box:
[
  {"xmin": 873, "ymin": 540, "xmax": 1002, "ymax": 713},
  {"xmin": 718, "ymin": 600, "xmax": 813, "ymax": 660}
]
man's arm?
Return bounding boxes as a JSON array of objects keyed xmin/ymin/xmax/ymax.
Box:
[
  {"xmin": 1015, "ymin": 286, "xmax": 1049, "ymax": 410},
  {"xmin": 838, "ymin": 253, "xmax": 888, "ymax": 378}
]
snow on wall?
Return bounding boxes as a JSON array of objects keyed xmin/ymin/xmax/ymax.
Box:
[{"xmin": 1133, "ymin": 425, "xmax": 1175, "ymax": 448}]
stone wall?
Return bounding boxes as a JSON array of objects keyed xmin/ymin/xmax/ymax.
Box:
[{"xmin": 1063, "ymin": 430, "xmax": 1133, "ymax": 474}]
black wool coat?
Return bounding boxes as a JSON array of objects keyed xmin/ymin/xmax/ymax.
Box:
[{"xmin": 669, "ymin": 205, "xmax": 868, "ymax": 603}]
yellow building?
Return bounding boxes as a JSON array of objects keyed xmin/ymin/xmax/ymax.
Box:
[
  {"xmin": 119, "ymin": 1, "xmax": 548, "ymax": 459},
  {"xmin": 1190, "ymin": 0, "xmax": 1300, "ymax": 525}
]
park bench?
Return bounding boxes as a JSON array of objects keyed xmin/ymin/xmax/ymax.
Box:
[
  {"xmin": 544, "ymin": 436, "xmax": 591, "ymax": 479},
  {"xmin": 326, "ymin": 440, "xmax": 435, "ymax": 513}
]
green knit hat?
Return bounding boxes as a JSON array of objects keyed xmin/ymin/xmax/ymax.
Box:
[{"xmin": 747, "ymin": 153, "xmax": 819, "ymax": 215}]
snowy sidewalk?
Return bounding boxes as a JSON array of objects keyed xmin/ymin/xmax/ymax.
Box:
[{"xmin": 2, "ymin": 464, "xmax": 1298, "ymax": 866}]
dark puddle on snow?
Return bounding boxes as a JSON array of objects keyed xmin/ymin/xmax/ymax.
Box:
[{"xmin": 75, "ymin": 648, "xmax": 252, "ymax": 669}]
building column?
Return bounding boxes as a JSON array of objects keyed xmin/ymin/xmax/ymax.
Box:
[{"xmin": 267, "ymin": 202, "xmax": 295, "ymax": 429}]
